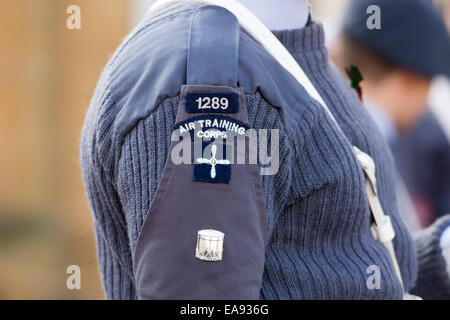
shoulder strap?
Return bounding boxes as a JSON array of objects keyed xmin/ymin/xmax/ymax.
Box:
[{"xmin": 187, "ymin": 5, "xmax": 239, "ymax": 87}]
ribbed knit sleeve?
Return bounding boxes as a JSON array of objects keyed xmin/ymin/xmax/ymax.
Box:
[
  {"xmin": 411, "ymin": 215, "xmax": 450, "ymax": 299},
  {"xmin": 82, "ymin": 79, "xmax": 291, "ymax": 299},
  {"xmin": 80, "ymin": 79, "xmax": 137, "ymax": 300},
  {"xmin": 80, "ymin": 1, "xmax": 293, "ymax": 299},
  {"xmin": 116, "ymin": 96, "xmax": 179, "ymax": 251}
]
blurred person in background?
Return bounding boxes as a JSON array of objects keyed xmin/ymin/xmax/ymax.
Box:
[
  {"xmin": 332, "ymin": 0, "xmax": 450, "ymax": 230},
  {"xmin": 331, "ymin": 0, "xmax": 450, "ymax": 297},
  {"xmin": 437, "ymin": 0, "xmax": 450, "ymax": 30},
  {"xmin": 395, "ymin": 0, "xmax": 450, "ymax": 228}
]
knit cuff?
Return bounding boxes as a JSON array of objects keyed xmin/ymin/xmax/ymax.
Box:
[{"xmin": 411, "ymin": 215, "xmax": 450, "ymax": 299}]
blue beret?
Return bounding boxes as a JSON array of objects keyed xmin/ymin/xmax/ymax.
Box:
[{"xmin": 343, "ymin": 0, "xmax": 450, "ymax": 78}]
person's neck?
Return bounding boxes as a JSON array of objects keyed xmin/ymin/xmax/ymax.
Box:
[{"xmin": 239, "ymin": 0, "xmax": 310, "ymax": 31}]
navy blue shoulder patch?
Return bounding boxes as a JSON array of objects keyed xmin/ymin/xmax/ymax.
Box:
[
  {"xmin": 173, "ymin": 115, "xmax": 250, "ymax": 184},
  {"xmin": 194, "ymin": 142, "xmax": 231, "ymax": 184},
  {"xmin": 185, "ymin": 92, "xmax": 239, "ymax": 114}
]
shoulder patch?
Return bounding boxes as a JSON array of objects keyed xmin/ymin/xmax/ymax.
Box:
[
  {"xmin": 194, "ymin": 142, "xmax": 231, "ymax": 184},
  {"xmin": 174, "ymin": 114, "xmax": 249, "ymax": 184},
  {"xmin": 174, "ymin": 114, "xmax": 249, "ymax": 138},
  {"xmin": 185, "ymin": 92, "xmax": 239, "ymax": 114}
]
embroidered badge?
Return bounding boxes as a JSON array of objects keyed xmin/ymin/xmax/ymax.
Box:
[
  {"xmin": 173, "ymin": 115, "xmax": 249, "ymax": 184},
  {"xmin": 194, "ymin": 143, "xmax": 231, "ymax": 183},
  {"xmin": 173, "ymin": 115, "xmax": 249, "ymax": 139},
  {"xmin": 185, "ymin": 92, "xmax": 239, "ymax": 114}
]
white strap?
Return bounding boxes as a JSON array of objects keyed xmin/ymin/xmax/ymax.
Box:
[
  {"xmin": 353, "ymin": 146, "xmax": 404, "ymax": 288},
  {"xmin": 148, "ymin": 0, "xmax": 410, "ymax": 297}
]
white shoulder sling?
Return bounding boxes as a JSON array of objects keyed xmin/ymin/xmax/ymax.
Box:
[{"xmin": 147, "ymin": 0, "xmax": 420, "ymax": 300}]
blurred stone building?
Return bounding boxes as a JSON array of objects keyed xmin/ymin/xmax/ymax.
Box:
[{"xmin": 0, "ymin": 0, "xmax": 133, "ymax": 299}]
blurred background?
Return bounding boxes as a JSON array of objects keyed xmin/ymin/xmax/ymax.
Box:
[
  {"xmin": 0, "ymin": 0, "xmax": 449, "ymax": 299},
  {"xmin": 0, "ymin": 0, "xmax": 139, "ymax": 300}
]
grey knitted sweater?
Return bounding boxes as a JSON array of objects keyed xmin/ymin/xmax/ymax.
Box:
[{"xmin": 81, "ymin": 1, "xmax": 450, "ymax": 299}]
